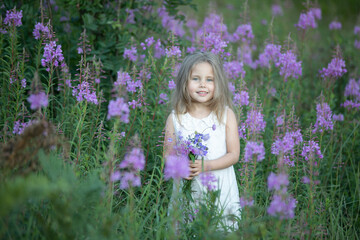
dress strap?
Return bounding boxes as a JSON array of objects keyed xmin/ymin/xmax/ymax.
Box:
[{"xmin": 223, "ymin": 106, "xmax": 228, "ymax": 125}]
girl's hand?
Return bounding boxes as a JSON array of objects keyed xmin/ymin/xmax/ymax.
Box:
[{"xmin": 184, "ymin": 160, "xmax": 204, "ymax": 180}]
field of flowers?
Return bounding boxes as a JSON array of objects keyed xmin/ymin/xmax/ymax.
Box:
[{"xmin": 0, "ymin": 0, "xmax": 359, "ymax": 239}]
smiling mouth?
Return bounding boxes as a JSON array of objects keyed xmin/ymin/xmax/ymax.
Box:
[{"xmin": 197, "ymin": 91, "xmax": 208, "ymax": 96}]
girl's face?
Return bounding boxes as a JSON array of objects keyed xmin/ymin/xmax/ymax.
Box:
[{"xmin": 187, "ymin": 62, "xmax": 215, "ymax": 104}]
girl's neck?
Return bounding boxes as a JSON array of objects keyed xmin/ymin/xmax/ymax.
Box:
[{"xmin": 187, "ymin": 104, "xmax": 212, "ymax": 119}]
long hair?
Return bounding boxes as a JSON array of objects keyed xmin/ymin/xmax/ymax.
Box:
[{"xmin": 172, "ymin": 52, "xmax": 233, "ymax": 124}]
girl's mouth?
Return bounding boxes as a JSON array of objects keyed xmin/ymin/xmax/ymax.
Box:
[{"xmin": 197, "ymin": 91, "xmax": 208, "ymax": 96}]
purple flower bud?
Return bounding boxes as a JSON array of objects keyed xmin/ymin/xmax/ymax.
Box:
[
  {"xmin": 275, "ymin": 50, "xmax": 302, "ymax": 81},
  {"xmin": 199, "ymin": 172, "xmax": 217, "ymax": 191},
  {"xmin": 4, "ymin": 8, "xmax": 23, "ymax": 27},
  {"xmin": 168, "ymin": 80, "xmax": 176, "ymax": 90},
  {"xmin": 329, "ymin": 20, "xmax": 342, "ymax": 30},
  {"xmin": 267, "ymin": 172, "xmax": 289, "ymax": 191},
  {"xmin": 123, "ymin": 47, "xmax": 137, "ymax": 62},
  {"xmin": 164, "ymin": 153, "xmax": 190, "ymax": 180},
  {"xmin": 240, "ymin": 196, "xmax": 254, "ymax": 207},
  {"xmin": 313, "ymin": 102, "xmax": 333, "ymax": 133},
  {"xmin": 319, "ymin": 57, "xmax": 347, "ymax": 80},
  {"xmin": 244, "ymin": 141, "xmax": 265, "ymax": 162},
  {"xmin": 272, "ymin": 4, "xmax": 283, "ymax": 16},
  {"xmin": 165, "ymin": 46, "xmax": 181, "ymax": 58},
  {"xmin": 107, "ymin": 97, "xmax": 130, "ymax": 123},
  {"xmin": 27, "ymin": 92, "xmax": 49, "ymax": 110},
  {"xmin": 301, "ymin": 140, "xmax": 323, "ymax": 160}
]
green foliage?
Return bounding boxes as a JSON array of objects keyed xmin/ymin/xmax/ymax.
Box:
[{"xmin": 0, "ymin": 151, "xmax": 117, "ymax": 239}]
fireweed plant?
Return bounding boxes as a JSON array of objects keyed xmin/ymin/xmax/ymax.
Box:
[{"xmin": 0, "ymin": 1, "xmax": 359, "ymax": 239}]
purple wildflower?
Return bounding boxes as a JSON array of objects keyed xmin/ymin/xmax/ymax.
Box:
[
  {"xmin": 158, "ymin": 93, "xmax": 168, "ymax": 104},
  {"xmin": 271, "ymin": 130, "xmax": 302, "ymax": 157},
  {"xmin": 256, "ymin": 44, "xmax": 282, "ymax": 68},
  {"xmin": 313, "ymin": 102, "xmax": 333, "ymax": 133},
  {"xmin": 154, "ymin": 39, "xmax": 165, "ymax": 58},
  {"xmin": 267, "ymin": 194, "xmax": 297, "ymax": 219},
  {"xmin": 77, "ymin": 47, "xmax": 83, "ymax": 54},
  {"xmin": 268, "ymin": 87, "xmax": 277, "ymax": 97},
  {"xmin": 33, "ymin": 22, "xmax": 50, "ymax": 40},
  {"xmin": 157, "ymin": 6, "xmax": 185, "ymax": 37},
  {"xmin": 276, "ymin": 115, "xmax": 284, "ymax": 126},
  {"xmin": 197, "ymin": 13, "xmax": 229, "ymax": 39},
  {"xmin": 223, "ymin": 61, "xmax": 246, "ymax": 79},
  {"xmin": 166, "ymin": 46, "xmax": 181, "ymax": 58},
  {"xmin": 115, "ymin": 71, "xmax": 132, "ymax": 86},
  {"xmin": 125, "ymin": 9, "xmax": 136, "ymax": 24},
  {"xmin": 21, "ymin": 78, "xmax": 26, "ymax": 88},
  {"xmin": 244, "ymin": 141, "xmax": 265, "ymax": 162},
  {"xmin": 187, "ymin": 46, "xmax": 196, "ymax": 53},
  {"xmin": 302, "ymin": 176, "xmax": 310, "ymax": 184},
  {"xmin": 110, "ymin": 171, "xmax": 121, "ymax": 182},
  {"xmin": 41, "ymin": 41, "xmax": 65, "ymax": 71},
  {"xmin": 333, "ymin": 114, "xmax": 344, "ymax": 122},
  {"xmin": 344, "ymin": 78, "xmax": 360, "ymax": 99},
  {"xmin": 239, "ymin": 196, "xmax": 254, "ymax": 207},
  {"xmin": 295, "ymin": 8, "xmax": 321, "ymax": 30},
  {"xmin": 168, "ymin": 80, "xmax": 176, "ymax": 90},
  {"xmin": 72, "ymin": 81, "xmax": 98, "ymax": 104},
  {"xmin": 245, "ymin": 108, "xmax": 266, "ymax": 135},
  {"xmin": 212, "ymin": 124, "xmax": 216, "ymax": 131},
  {"xmin": 118, "ymin": 171, "xmax": 141, "ymax": 189},
  {"xmin": 200, "ymin": 32, "xmax": 228, "ymax": 55},
  {"xmin": 123, "ymin": 47, "xmax": 137, "ymax": 62},
  {"xmin": 272, "ymin": 4, "xmax": 283, "ymax": 16},
  {"xmin": 199, "ymin": 172, "xmax": 218, "ymax": 191},
  {"xmin": 354, "ymin": 26, "xmax": 360, "ymax": 35},
  {"xmin": 107, "ymin": 97, "xmax": 130, "ymax": 123},
  {"xmin": 342, "ymin": 100, "xmax": 360, "ymax": 110},
  {"xmin": 126, "ymin": 78, "xmax": 142, "ymax": 93},
  {"xmin": 355, "ymin": 40, "xmax": 360, "ymax": 49},
  {"xmin": 228, "ymin": 82, "xmax": 235, "ymax": 94},
  {"xmin": 233, "ymin": 90, "xmax": 249, "ymax": 106},
  {"xmin": 238, "ymin": 122, "xmax": 247, "ymax": 140},
  {"xmin": 13, "ymin": 120, "xmax": 34, "ymax": 135},
  {"xmin": 267, "ymin": 172, "xmax": 289, "ymax": 191},
  {"xmin": 128, "ymin": 99, "xmax": 142, "ymax": 109},
  {"xmin": 301, "ymin": 140, "xmax": 323, "ymax": 160},
  {"xmin": 4, "ymin": 8, "xmax": 23, "ymax": 27},
  {"xmin": 237, "ymin": 44, "xmax": 256, "ymax": 68},
  {"xmin": 275, "ymin": 50, "xmax": 302, "ymax": 81},
  {"xmin": 319, "ymin": 57, "xmax": 347, "ymax": 80},
  {"xmin": 119, "ymin": 148, "xmax": 145, "ymax": 171},
  {"xmin": 232, "ymin": 24, "xmax": 254, "ymax": 43},
  {"xmin": 27, "ymin": 92, "xmax": 49, "ymax": 110},
  {"xmin": 329, "ymin": 20, "xmax": 342, "ymax": 30},
  {"xmin": 164, "ymin": 153, "xmax": 190, "ymax": 180}
]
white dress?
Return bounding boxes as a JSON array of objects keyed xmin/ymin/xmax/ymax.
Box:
[{"xmin": 170, "ymin": 107, "xmax": 241, "ymax": 229}]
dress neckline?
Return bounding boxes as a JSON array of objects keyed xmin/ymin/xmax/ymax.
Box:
[{"xmin": 185, "ymin": 111, "xmax": 213, "ymax": 120}]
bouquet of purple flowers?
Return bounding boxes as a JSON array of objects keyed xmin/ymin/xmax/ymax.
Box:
[
  {"xmin": 182, "ymin": 132, "xmax": 209, "ymax": 162},
  {"xmin": 179, "ymin": 131, "xmax": 210, "ymax": 204}
]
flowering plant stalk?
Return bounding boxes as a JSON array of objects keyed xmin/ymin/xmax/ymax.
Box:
[{"xmin": 180, "ymin": 131, "xmax": 209, "ymax": 205}]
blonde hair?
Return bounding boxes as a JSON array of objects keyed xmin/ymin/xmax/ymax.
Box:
[{"xmin": 172, "ymin": 52, "xmax": 232, "ymax": 124}]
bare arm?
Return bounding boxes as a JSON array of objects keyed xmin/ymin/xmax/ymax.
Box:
[
  {"xmin": 163, "ymin": 114, "xmax": 176, "ymax": 159},
  {"xmin": 188, "ymin": 108, "xmax": 240, "ymax": 178}
]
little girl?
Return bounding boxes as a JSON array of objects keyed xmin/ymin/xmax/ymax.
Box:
[{"xmin": 164, "ymin": 52, "xmax": 241, "ymax": 229}]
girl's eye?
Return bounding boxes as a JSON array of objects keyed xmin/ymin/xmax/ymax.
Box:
[
  {"xmin": 207, "ymin": 78, "xmax": 213, "ymax": 82},
  {"xmin": 192, "ymin": 77, "xmax": 199, "ymax": 81}
]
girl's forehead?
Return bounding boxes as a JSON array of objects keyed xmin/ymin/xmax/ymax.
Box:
[{"xmin": 190, "ymin": 62, "xmax": 214, "ymax": 74}]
